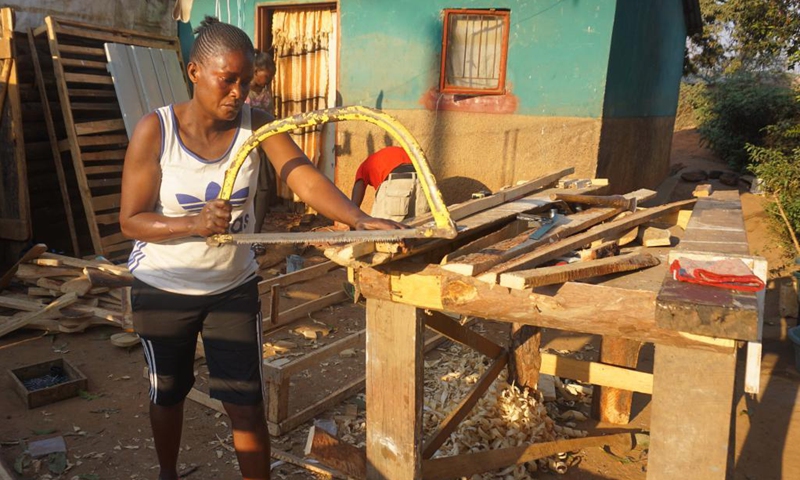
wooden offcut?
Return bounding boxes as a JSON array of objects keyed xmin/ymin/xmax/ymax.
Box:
[
  {"xmin": 499, "ymin": 252, "xmax": 660, "ymax": 290},
  {"xmin": 305, "ymin": 425, "xmax": 367, "ymax": 479}
]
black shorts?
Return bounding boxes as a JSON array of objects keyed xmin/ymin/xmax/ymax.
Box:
[{"xmin": 132, "ymin": 277, "xmax": 263, "ymax": 407}]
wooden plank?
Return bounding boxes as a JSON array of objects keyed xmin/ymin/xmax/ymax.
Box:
[
  {"xmin": 0, "ymin": 8, "xmax": 31, "ymax": 242},
  {"xmin": 76, "ymin": 134, "xmax": 128, "ymax": 147},
  {"xmin": 53, "ymin": 17, "xmax": 181, "ymax": 44},
  {"xmin": 84, "ymin": 164, "xmax": 123, "ymax": 175},
  {"xmin": 591, "ymin": 337, "xmax": 644, "ymax": 425},
  {"xmin": 508, "ymin": 323, "xmax": 541, "ymax": 390},
  {"xmin": 264, "ymin": 290, "xmax": 348, "ymax": 332},
  {"xmin": 70, "ymin": 102, "xmax": 121, "ymax": 112},
  {"xmin": 489, "ymin": 199, "xmax": 696, "ymax": 284},
  {"xmin": 276, "ymin": 375, "xmax": 366, "ymax": 436},
  {"xmin": 356, "ymin": 266, "xmax": 734, "ymax": 353},
  {"xmin": 499, "ymin": 252, "xmax": 660, "ymax": 290},
  {"xmin": 257, "ymin": 260, "xmax": 339, "ymax": 295},
  {"xmin": 268, "ymin": 329, "xmax": 365, "ymax": 379},
  {"xmin": 28, "ymin": 29, "xmax": 80, "ymax": 255},
  {"xmin": 81, "ymin": 149, "xmax": 127, "ymax": 161},
  {"xmin": 64, "ymin": 72, "xmax": 113, "ymax": 85},
  {"xmin": 423, "ymin": 311, "xmax": 503, "ymax": 358},
  {"xmin": 443, "ymin": 207, "xmax": 621, "ymax": 277},
  {"xmin": 0, "ymin": 292, "xmax": 78, "ymax": 338},
  {"xmin": 422, "ymin": 353, "xmax": 508, "ymax": 459},
  {"xmin": 74, "ymin": 118, "xmax": 126, "ymax": 136},
  {"xmin": 422, "ymin": 433, "xmax": 632, "ymax": 480},
  {"xmin": 53, "ymin": 24, "xmax": 178, "ymax": 51},
  {"xmin": 15, "ymin": 263, "xmax": 82, "ymax": 280},
  {"xmin": 540, "ymin": 352, "xmax": 652, "ymax": 394},
  {"xmin": 60, "ymin": 57, "xmax": 107, "ymax": 69},
  {"xmin": 39, "ymin": 252, "xmax": 131, "ymax": 278},
  {"xmin": 366, "ymin": 299, "xmax": 423, "ymax": 480},
  {"xmin": 57, "ymin": 44, "xmax": 106, "ymax": 57},
  {"xmin": 92, "ymin": 193, "xmax": 121, "ymax": 212},
  {"xmin": 305, "ymin": 426, "xmax": 366, "ymax": 480},
  {"xmin": 88, "ymin": 178, "xmax": 123, "ymax": 190},
  {"xmin": 647, "ymin": 345, "xmax": 736, "ymax": 479},
  {"xmin": 439, "ymin": 220, "xmax": 526, "ymax": 264},
  {"xmin": 101, "ymin": 232, "xmax": 128, "ymax": 248}
]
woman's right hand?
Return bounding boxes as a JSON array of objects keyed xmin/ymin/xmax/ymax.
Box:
[{"xmin": 191, "ymin": 199, "xmax": 233, "ymax": 237}]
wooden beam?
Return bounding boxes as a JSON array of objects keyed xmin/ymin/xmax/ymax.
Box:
[
  {"xmin": 366, "ymin": 299, "xmax": 424, "ymax": 480},
  {"xmin": 257, "ymin": 260, "xmax": 339, "ymax": 295},
  {"xmin": 440, "ymin": 220, "xmax": 526, "ymax": 265},
  {"xmin": 485, "ymin": 199, "xmax": 695, "ymax": 284},
  {"xmin": 540, "ymin": 352, "xmax": 652, "ymax": 394},
  {"xmin": 422, "ymin": 353, "xmax": 508, "ymax": 459},
  {"xmin": 591, "ymin": 337, "xmax": 644, "ymax": 425},
  {"xmin": 0, "ymin": 292, "xmax": 78, "ymax": 338},
  {"xmin": 356, "ymin": 265, "xmax": 734, "ymax": 352},
  {"xmin": 647, "ymin": 345, "xmax": 736, "ymax": 479},
  {"xmin": 264, "ymin": 290, "xmax": 348, "ymax": 333},
  {"xmin": 0, "ymin": 244, "xmax": 46, "ymax": 291},
  {"xmin": 508, "ymin": 324, "xmax": 541, "ymax": 390},
  {"xmin": 421, "ymin": 433, "xmax": 633, "ymax": 480},
  {"xmin": 423, "ymin": 311, "xmax": 503, "ymax": 358},
  {"xmin": 499, "ymin": 252, "xmax": 660, "ymax": 290}
]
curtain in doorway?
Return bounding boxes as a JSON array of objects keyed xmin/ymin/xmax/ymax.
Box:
[{"xmin": 271, "ymin": 8, "xmax": 334, "ymax": 200}]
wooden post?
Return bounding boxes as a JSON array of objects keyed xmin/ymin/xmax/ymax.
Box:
[
  {"xmin": 267, "ymin": 375, "xmax": 290, "ymax": 436},
  {"xmin": 269, "ymin": 284, "xmax": 280, "ymax": 327},
  {"xmin": 508, "ymin": 323, "xmax": 541, "ymax": 390},
  {"xmin": 365, "ymin": 299, "xmax": 423, "ymax": 480},
  {"xmin": 647, "ymin": 344, "xmax": 736, "ymax": 479},
  {"xmin": 591, "ymin": 336, "xmax": 642, "ymax": 424}
]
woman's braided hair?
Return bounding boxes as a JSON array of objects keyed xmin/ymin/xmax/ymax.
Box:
[{"xmin": 190, "ymin": 16, "xmax": 254, "ymax": 64}]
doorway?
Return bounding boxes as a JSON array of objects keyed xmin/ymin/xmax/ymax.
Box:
[{"xmin": 255, "ymin": 3, "xmax": 338, "ymax": 202}]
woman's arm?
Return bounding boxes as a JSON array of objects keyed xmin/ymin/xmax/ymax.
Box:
[
  {"xmin": 119, "ymin": 112, "xmax": 232, "ymax": 242},
  {"xmin": 253, "ymin": 110, "xmax": 404, "ymax": 230}
]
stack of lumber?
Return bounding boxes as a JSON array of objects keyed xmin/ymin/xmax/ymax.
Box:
[
  {"xmin": 326, "ymin": 169, "xmax": 695, "ymax": 291},
  {"xmin": 0, "ymin": 246, "xmax": 132, "ymax": 338}
]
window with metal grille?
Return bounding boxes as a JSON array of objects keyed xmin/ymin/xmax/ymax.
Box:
[{"xmin": 439, "ymin": 9, "xmax": 510, "ymax": 95}]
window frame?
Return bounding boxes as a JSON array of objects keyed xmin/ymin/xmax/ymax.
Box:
[{"xmin": 439, "ymin": 8, "xmax": 511, "ymax": 96}]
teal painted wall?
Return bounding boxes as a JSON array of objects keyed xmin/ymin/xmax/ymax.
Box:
[
  {"xmin": 602, "ymin": 0, "xmax": 688, "ymax": 117},
  {"xmin": 190, "ymin": 0, "xmax": 258, "ymax": 42},
  {"xmin": 340, "ymin": 0, "xmax": 617, "ymax": 117}
]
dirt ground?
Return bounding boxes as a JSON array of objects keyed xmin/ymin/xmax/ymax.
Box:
[{"xmin": 2, "ymin": 128, "xmax": 799, "ymax": 479}]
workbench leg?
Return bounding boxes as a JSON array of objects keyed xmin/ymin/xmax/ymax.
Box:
[
  {"xmin": 508, "ymin": 323, "xmax": 541, "ymax": 390},
  {"xmin": 647, "ymin": 345, "xmax": 736, "ymax": 480},
  {"xmin": 591, "ymin": 336, "xmax": 642, "ymax": 424},
  {"xmin": 267, "ymin": 376, "xmax": 289, "ymax": 436},
  {"xmin": 366, "ymin": 299, "xmax": 424, "ymax": 480}
]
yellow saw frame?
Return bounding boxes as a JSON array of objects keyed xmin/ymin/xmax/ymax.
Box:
[{"xmin": 208, "ymin": 106, "xmax": 457, "ymax": 246}]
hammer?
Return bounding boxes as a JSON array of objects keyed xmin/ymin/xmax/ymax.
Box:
[{"xmin": 548, "ymin": 193, "xmax": 637, "ymax": 211}]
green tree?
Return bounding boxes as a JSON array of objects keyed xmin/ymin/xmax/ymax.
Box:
[{"xmin": 688, "ymin": 0, "xmax": 800, "ymax": 74}]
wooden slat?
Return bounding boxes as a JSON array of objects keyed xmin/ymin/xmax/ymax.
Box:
[
  {"xmin": 92, "ymin": 193, "xmax": 121, "ymax": 212},
  {"xmin": 0, "ymin": 293, "xmax": 79, "ymax": 338},
  {"xmin": 57, "ymin": 44, "xmax": 106, "ymax": 57},
  {"xmin": 53, "ymin": 24, "xmax": 178, "ymax": 51},
  {"xmin": 39, "ymin": 252, "xmax": 131, "ymax": 277},
  {"xmin": 87, "ymin": 177, "xmax": 122, "ymax": 189},
  {"xmin": 81, "ymin": 149, "xmax": 127, "ymax": 161},
  {"xmin": 101, "ymin": 231, "xmax": 128, "ymax": 248},
  {"xmin": 54, "ymin": 17, "xmax": 181, "ymax": 45},
  {"xmin": 423, "ymin": 311, "xmax": 503, "ymax": 358},
  {"xmin": 27, "ymin": 29, "xmax": 80, "ymax": 256},
  {"xmin": 93, "ymin": 212, "xmax": 121, "ymax": 225},
  {"xmin": 60, "ymin": 57, "xmax": 107, "ymax": 69},
  {"xmin": 70, "ymin": 102, "xmax": 121, "ymax": 112},
  {"xmin": 264, "ymin": 290, "xmax": 348, "ymax": 332},
  {"xmin": 67, "ymin": 88, "xmax": 116, "ymax": 97},
  {"xmin": 258, "ymin": 261, "xmax": 339, "ymax": 295},
  {"xmin": 422, "ymin": 433, "xmax": 632, "ymax": 480},
  {"xmin": 267, "ymin": 330, "xmax": 366, "ymax": 379},
  {"xmin": 489, "ymin": 199, "xmax": 696, "ymax": 284},
  {"xmin": 499, "ymin": 252, "xmax": 660, "ymax": 290},
  {"xmin": 84, "ymin": 164, "xmax": 123, "ymax": 175},
  {"xmin": 74, "ymin": 118, "xmax": 126, "ymax": 136},
  {"xmin": 77, "ymin": 134, "xmax": 128, "ymax": 147},
  {"xmin": 64, "ymin": 72, "xmax": 114, "ymax": 85}
]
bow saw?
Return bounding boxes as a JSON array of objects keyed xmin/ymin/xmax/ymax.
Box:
[{"xmin": 207, "ymin": 106, "xmax": 457, "ymax": 246}]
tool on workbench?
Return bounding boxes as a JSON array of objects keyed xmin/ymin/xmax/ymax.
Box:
[
  {"xmin": 207, "ymin": 106, "xmax": 457, "ymax": 246},
  {"xmin": 518, "ymin": 209, "xmax": 562, "ymax": 240},
  {"xmin": 549, "ymin": 193, "xmax": 637, "ymax": 211}
]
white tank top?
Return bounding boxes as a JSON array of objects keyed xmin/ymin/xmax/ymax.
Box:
[{"xmin": 128, "ymin": 104, "xmax": 260, "ymax": 295}]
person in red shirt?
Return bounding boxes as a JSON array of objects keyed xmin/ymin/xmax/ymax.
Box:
[{"xmin": 350, "ymin": 146, "xmax": 430, "ymax": 221}]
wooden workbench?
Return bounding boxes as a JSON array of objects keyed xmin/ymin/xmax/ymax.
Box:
[{"xmin": 350, "ymin": 188, "xmax": 763, "ymax": 480}]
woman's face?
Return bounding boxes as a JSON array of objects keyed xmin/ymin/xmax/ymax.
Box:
[
  {"xmin": 252, "ymin": 67, "xmax": 275, "ymax": 89},
  {"xmin": 189, "ymin": 49, "xmax": 254, "ymax": 121}
]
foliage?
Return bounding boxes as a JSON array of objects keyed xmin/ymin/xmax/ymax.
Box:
[
  {"xmin": 690, "ymin": 71, "xmax": 798, "ymax": 170},
  {"xmin": 687, "ymin": 0, "xmax": 800, "ymax": 75},
  {"xmin": 748, "ymin": 105, "xmax": 800, "ymax": 237}
]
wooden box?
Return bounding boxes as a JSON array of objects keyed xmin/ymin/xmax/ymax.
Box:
[{"xmin": 8, "ymin": 358, "xmax": 88, "ymax": 408}]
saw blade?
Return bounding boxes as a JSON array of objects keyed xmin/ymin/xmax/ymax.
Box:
[{"xmin": 209, "ymin": 228, "xmax": 436, "ymax": 246}]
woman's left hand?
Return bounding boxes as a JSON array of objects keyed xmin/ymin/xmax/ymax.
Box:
[{"xmin": 353, "ymin": 215, "xmax": 409, "ymax": 231}]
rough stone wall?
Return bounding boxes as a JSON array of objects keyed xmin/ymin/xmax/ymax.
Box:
[
  {"xmin": 5, "ymin": 0, "xmax": 174, "ymax": 35},
  {"xmin": 336, "ymin": 110, "xmax": 603, "ymax": 212}
]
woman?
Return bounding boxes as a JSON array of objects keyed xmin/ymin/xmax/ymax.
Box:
[{"xmin": 119, "ymin": 17, "xmax": 402, "ymax": 480}]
